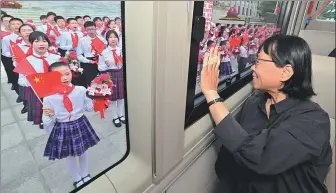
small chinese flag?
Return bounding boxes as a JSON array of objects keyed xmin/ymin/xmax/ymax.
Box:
[
  {"xmin": 91, "ymin": 37, "xmax": 106, "ymax": 55},
  {"xmin": 13, "ymin": 58, "xmax": 36, "ymax": 75},
  {"xmin": 9, "ymin": 40, "xmax": 26, "ymax": 62},
  {"xmin": 26, "ymin": 71, "xmax": 63, "ymax": 98}
]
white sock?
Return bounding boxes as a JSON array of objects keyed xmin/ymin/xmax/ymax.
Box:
[
  {"xmin": 117, "ymin": 99, "xmax": 125, "ymax": 118},
  {"xmin": 65, "ymin": 156, "xmax": 82, "ymax": 182},
  {"xmin": 79, "ymin": 151, "xmax": 89, "ymax": 177},
  {"xmin": 111, "ymin": 101, "xmax": 119, "ymax": 120}
]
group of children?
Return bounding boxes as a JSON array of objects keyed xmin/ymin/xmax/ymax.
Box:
[
  {"xmin": 1, "ymin": 11, "xmax": 125, "ymax": 188},
  {"xmin": 198, "ymin": 23, "xmax": 280, "ymax": 78}
]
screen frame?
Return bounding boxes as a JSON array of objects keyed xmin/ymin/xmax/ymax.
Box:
[
  {"xmin": 184, "ymin": 1, "xmax": 291, "ymax": 128},
  {"xmin": 70, "ymin": 1, "xmax": 131, "ymax": 192}
]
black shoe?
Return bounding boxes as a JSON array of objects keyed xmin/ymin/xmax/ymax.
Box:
[
  {"xmin": 11, "ymin": 85, "xmax": 14, "ymax": 90},
  {"xmin": 21, "ymin": 106, "xmax": 27, "ymax": 114},
  {"xmin": 39, "ymin": 123, "xmax": 44, "ymax": 129},
  {"xmin": 119, "ymin": 116, "xmax": 126, "ymax": 124},
  {"xmin": 7, "ymin": 80, "xmax": 11, "ymax": 84},
  {"xmin": 73, "ymin": 179, "xmax": 84, "ymax": 188},
  {"xmin": 112, "ymin": 118, "xmax": 122, "ymax": 127},
  {"xmin": 16, "ymin": 97, "xmax": 23, "ymax": 103}
]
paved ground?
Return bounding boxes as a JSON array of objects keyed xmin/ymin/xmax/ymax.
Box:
[{"xmin": 0, "ymin": 65, "xmax": 127, "ymax": 193}]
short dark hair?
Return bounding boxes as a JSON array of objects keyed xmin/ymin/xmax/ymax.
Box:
[
  {"xmin": 206, "ymin": 40, "xmax": 214, "ymax": 47},
  {"xmin": 75, "ymin": 16, "xmax": 82, "ymax": 20},
  {"xmin": 93, "ymin": 17, "xmax": 102, "ymax": 23},
  {"xmin": 46, "ymin": 12, "xmax": 56, "ymax": 17},
  {"xmin": 9, "ymin": 18, "xmax": 24, "ymax": 24},
  {"xmin": 1, "ymin": 10, "xmax": 7, "ymax": 15},
  {"xmin": 115, "ymin": 17, "xmax": 121, "ymax": 21},
  {"xmin": 29, "ymin": 31, "xmax": 51, "ymax": 47},
  {"xmin": 83, "ymin": 15, "xmax": 91, "ymax": 19},
  {"xmin": 260, "ymin": 35, "xmax": 316, "ymax": 99},
  {"xmin": 1, "ymin": 14, "xmax": 13, "ymax": 21},
  {"xmin": 84, "ymin": 21, "xmax": 95, "ymax": 28},
  {"xmin": 48, "ymin": 62, "xmax": 70, "ymax": 72},
  {"xmin": 67, "ymin": 18, "xmax": 76, "ymax": 24},
  {"xmin": 19, "ymin": 24, "xmax": 35, "ymax": 32},
  {"xmin": 54, "ymin": 16, "xmax": 64, "ymax": 23},
  {"xmin": 105, "ymin": 30, "xmax": 119, "ymax": 42},
  {"xmin": 40, "ymin": 15, "xmax": 47, "ymax": 20}
]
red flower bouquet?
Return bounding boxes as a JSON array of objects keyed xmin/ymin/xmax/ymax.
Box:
[
  {"xmin": 60, "ymin": 51, "xmax": 83, "ymax": 77},
  {"xmin": 1, "ymin": 1, "xmax": 22, "ymax": 9},
  {"xmin": 87, "ymin": 74, "xmax": 114, "ymax": 119}
]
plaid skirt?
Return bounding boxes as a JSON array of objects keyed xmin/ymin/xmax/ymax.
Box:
[
  {"xmin": 43, "ymin": 115, "xmax": 100, "ymax": 160},
  {"xmin": 100, "ymin": 68, "xmax": 125, "ymax": 101},
  {"xmin": 26, "ymin": 87, "xmax": 43, "ymax": 124}
]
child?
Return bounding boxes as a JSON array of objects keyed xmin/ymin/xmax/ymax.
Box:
[
  {"xmin": 98, "ymin": 30, "xmax": 125, "ymax": 127},
  {"xmin": 42, "ymin": 61, "xmax": 100, "ymax": 188},
  {"xmin": 16, "ymin": 24, "xmax": 35, "ymax": 114},
  {"xmin": 248, "ymin": 37, "xmax": 257, "ymax": 65},
  {"xmin": 58, "ymin": 18, "xmax": 83, "ymax": 57},
  {"xmin": 219, "ymin": 40, "xmax": 233, "ymax": 76},
  {"xmin": 18, "ymin": 31, "xmax": 61, "ymax": 129},
  {"xmin": 238, "ymin": 40, "xmax": 249, "ymax": 75}
]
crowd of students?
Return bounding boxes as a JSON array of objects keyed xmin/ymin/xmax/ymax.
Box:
[
  {"xmin": 1, "ymin": 11, "xmax": 124, "ymax": 188},
  {"xmin": 198, "ymin": 23, "xmax": 280, "ymax": 78}
]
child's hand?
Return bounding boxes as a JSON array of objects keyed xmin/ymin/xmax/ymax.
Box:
[
  {"xmin": 105, "ymin": 60, "xmax": 111, "ymax": 66},
  {"xmin": 43, "ymin": 107, "xmax": 55, "ymax": 117}
]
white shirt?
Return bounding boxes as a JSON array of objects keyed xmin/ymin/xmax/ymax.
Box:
[
  {"xmin": 1, "ymin": 33, "xmax": 19, "ymax": 57},
  {"xmin": 59, "ymin": 30, "xmax": 84, "ymax": 51},
  {"xmin": 36, "ymin": 24, "xmax": 58, "ymax": 37},
  {"xmin": 98, "ymin": 46, "xmax": 123, "ymax": 71},
  {"xmin": 55, "ymin": 27, "xmax": 68, "ymax": 47},
  {"xmin": 239, "ymin": 46, "xmax": 248, "ymax": 58},
  {"xmin": 42, "ymin": 86, "xmax": 94, "ymax": 134},
  {"xmin": 76, "ymin": 35, "xmax": 107, "ymax": 63},
  {"xmin": 18, "ymin": 51, "xmax": 61, "ymax": 87}
]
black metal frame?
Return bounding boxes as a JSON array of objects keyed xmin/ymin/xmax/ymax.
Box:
[
  {"xmin": 71, "ymin": 2, "xmax": 130, "ymax": 192},
  {"xmin": 184, "ymin": 1, "xmax": 291, "ymax": 128}
]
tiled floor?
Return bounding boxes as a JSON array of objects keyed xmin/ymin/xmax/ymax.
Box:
[{"xmin": 1, "ymin": 65, "xmax": 127, "ymax": 193}]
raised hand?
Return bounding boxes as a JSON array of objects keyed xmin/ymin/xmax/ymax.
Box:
[{"xmin": 200, "ymin": 47, "xmax": 221, "ymax": 96}]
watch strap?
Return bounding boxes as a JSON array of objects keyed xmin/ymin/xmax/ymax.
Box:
[{"xmin": 208, "ymin": 97, "xmax": 224, "ymax": 106}]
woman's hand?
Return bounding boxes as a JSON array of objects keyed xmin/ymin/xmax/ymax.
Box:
[
  {"xmin": 43, "ymin": 107, "xmax": 55, "ymax": 117},
  {"xmin": 201, "ymin": 47, "xmax": 221, "ymax": 97}
]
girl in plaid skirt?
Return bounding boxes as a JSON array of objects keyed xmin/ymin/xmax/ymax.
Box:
[
  {"xmin": 42, "ymin": 61, "xmax": 100, "ymax": 188},
  {"xmin": 98, "ymin": 30, "xmax": 125, "ymax": 128},
  {"xmin": 18, "ymin": 31, "xmax": 60, "ymax": 129},
  {"xmin": 15, "ymin": 24, "xmax": 34, "ymax": 114}
]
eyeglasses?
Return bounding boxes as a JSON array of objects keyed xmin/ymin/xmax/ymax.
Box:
[
  {"xmin": 86, "ymin": 28, "xmax": 96, "ymax": 31},
  {"xmin": 256, "ymin": 58, "xmax": 274, "ymax": 64}
]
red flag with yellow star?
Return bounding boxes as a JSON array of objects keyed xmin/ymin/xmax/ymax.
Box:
[
  {"xmin": 26, "ymin": 71, "xmax": 63, "ymax": 98},
  {"xmin": 9, "ymin": 40, "xmax": 26, "ymax": 62}
]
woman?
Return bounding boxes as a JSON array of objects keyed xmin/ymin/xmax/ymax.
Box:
[{"xmin": 200, "ymin": 35, "xmax": 332, "ymax": 193}]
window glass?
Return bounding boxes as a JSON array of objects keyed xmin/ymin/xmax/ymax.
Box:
[
  {"xmin": 317, "ymin": 1, "xmax": 335, "ymax": 21},
  {"xmin": 195, "ymin": 1, "xmax": 280, "ymax": 97},
  {"xmin": 1, "ymin": 1, "xmax": 128, "ymax": 192},
  {"xmin": 186, "ymin": 1, "xmax": 283, "ymax": 127}
]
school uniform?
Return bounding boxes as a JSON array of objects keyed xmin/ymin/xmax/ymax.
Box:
[
  {"xmin": 104, "ymin": 29, "xmax": 123, "ymax": 49},
  {"xmin": 97, "ymin": 46, "xmax": 124, "ymax": 101},
  {"xmin": 16, "ymin": 41, "xmax": 33, "ymax": 111},
  {"xmin": 55, "ymin": 27, "xmax": 68, "ymax": 48},
  {"xmin": 248, "ymin": 42, "xmax": 257, "ymax": 64},
  {"xmin": 1, "ymin": 33, "xmax": 20, "ymax": 90},
  {"xmin": 238, "ymin": 45, "xmax": 248, "ymax": 74},
  {"xmin": 36, "ymin": 24, "xmax": 61, "ymax": 38},
  {"xmin": 20, "ymin": 51, "xmax": 61, "ymax": 125},
  {"xmin": 76, "ymin": 35, "xmax": 107, "ymax": 87},
  {"xmin": 58, "ymin": 30, "xmax": 83, "ymax": 57},
  {"xmin": 42, "ymin": 85, "xmax": 100, "ymax": 160},
  {"xmin": 220, "ymin": 50, "xmax": 233, "ymax": 76}
]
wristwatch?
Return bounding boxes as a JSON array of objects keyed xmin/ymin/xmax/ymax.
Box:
[{"xmin": 207, "ymin": 97, "xmax": 224, "ymax": 106}]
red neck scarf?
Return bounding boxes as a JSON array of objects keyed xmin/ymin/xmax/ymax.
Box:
[
  {"xmin": 71, "ymin": 32, "xmax": 79, "ymax": 48},
  {"xmin": 56, "ymin": 84, "xmax": 75, "ymax": 120},
  {"xmin": 111, "ymin": 48, "xmax": 122, "ymax": 67},
  {"xmin": 47, "ymin": 24, "xmax": 61, "ymax": 37},
  {"xmin": 25, "ymin": 46, "xmax": 33, "ymax": 56},
  {"xmin": 32, "ymin": 54, "xmax": 49, "ymax": 72}
]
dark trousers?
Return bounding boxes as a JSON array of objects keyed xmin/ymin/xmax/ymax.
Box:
[
  {"xmin": 1, "ymin": 55, "xmax": 19, "ymax": 94},
  {"xmin": 58, "ymin": 48, "xmax": 67, "ymax": 57},
  {"xmin": 81, "ymin": 62, "xmax": 98, "ymax": 87}
]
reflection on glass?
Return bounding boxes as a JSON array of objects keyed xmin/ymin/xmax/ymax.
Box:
[
  {"xmin": 1, "ymin": 1, "xmax": 127, "ymax": 192},
  {"xmin": 195, "ymin": 1, "xmax": 281, "ymax": 96}
]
